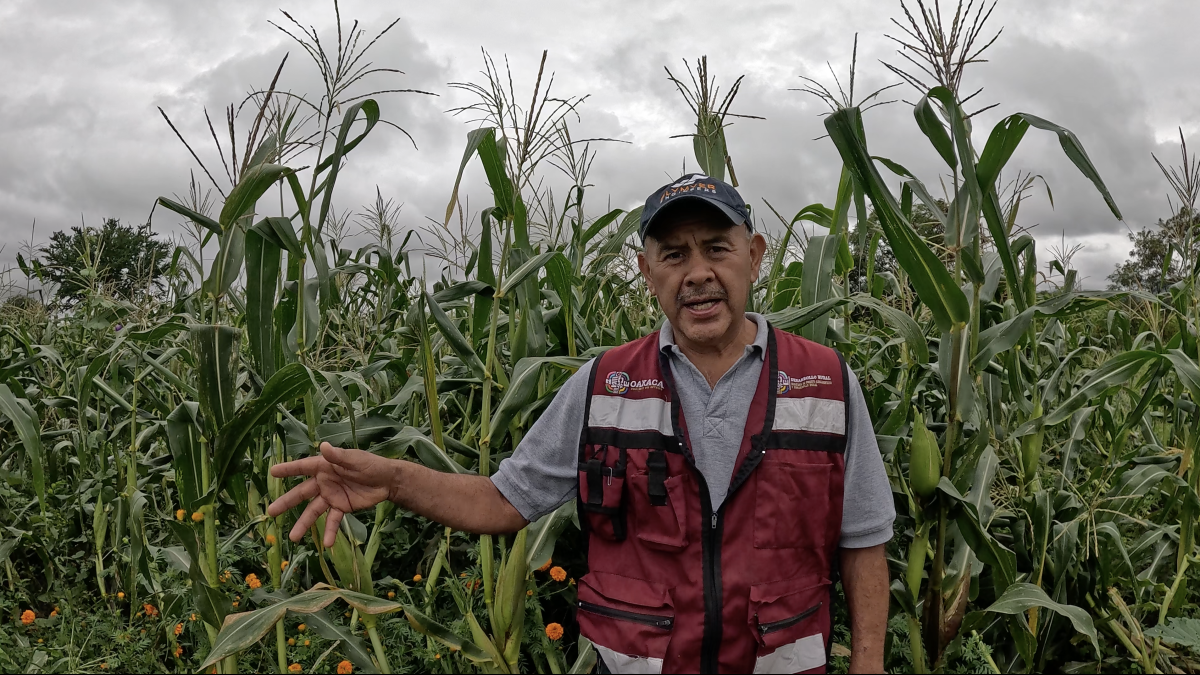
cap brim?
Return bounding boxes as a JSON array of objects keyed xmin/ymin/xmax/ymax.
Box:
[{"xmin": 640, "ymin": 195, "xmax": 749, "ymax": 240}]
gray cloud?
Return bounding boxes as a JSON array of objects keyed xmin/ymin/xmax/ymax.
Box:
[{"xmin": 1, "ymin": 0, "xmax": 1196, "ymax": 289}]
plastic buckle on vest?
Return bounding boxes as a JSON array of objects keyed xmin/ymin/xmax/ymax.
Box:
[{"xmin": 647, "ymin": 449, "xmax": 668, "ymax": 507}]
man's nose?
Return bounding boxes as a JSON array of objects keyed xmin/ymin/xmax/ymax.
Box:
[{"xmin": 681, "ymin": 256, "xmax": 716, "ymax": 287}]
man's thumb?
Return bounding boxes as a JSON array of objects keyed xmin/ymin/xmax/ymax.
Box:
[{"xmin": 320, "ymin": 442, "xmax": 355, "ymax": 467}]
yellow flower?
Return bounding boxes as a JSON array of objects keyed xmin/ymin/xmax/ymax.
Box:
[
  {"xmin": 459, "ymin": 572, "xmax": 467, "ymax": 578},
  {"xmin": 192, "ymin": 511, "xmax": 204, "ymax": 522},
  {"xmin": 190, "ymin": 613, "xmax": 196, "ymax": 621},
  {"xmin": 297, "ymin": 623, "xmax": 306, "ymax": 632},
  {"xmin": 527, "ymin": 590, "xmax": 534, "ymax": 597},
  {"xmin": 37, "ymin": 638, "xmax": 43, "ymax": 643},
  {"xmin": 413, "ymin": 574, "xmax": 422, "ymax": 582},
  {"xmin": 266, "ymin": 534, "xmax": 277, "ymax": 546},
  {"xmin": 288, "ymin": 664, "xmax": 302, "ymax": 673},
  {"xmin": 175, "ymin": 509, "xmax": 186, "ymax": 521},
  {"xmin": 174, "ymin": 623, "xmax": 183, "ymax": 636},
  {"xmin": 246, "ymin": 574, "xmax": 262, "ymax": 590},
  {"xmin": 546, "ymin": 623, "xmax": 564, "ymax": 641},
  {"xmin": 337, "ymin": 660, "xmax": 353, "ymax": 674},
  {"xmin": 288, "ymin": 638, "xmax": 296, "ymax": 646},
  {"xmin": 549, "ymin": 566, "xmax": 567, "ymax": 582},
  {"xmin": 537, "ymin": 558, "xmax": 553, "ymax": 573},
  {"xmin": 434, "ymin": 654, "xmax": 441, "ymax": 660}
]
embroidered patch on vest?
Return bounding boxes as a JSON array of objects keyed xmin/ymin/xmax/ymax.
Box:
[
  {"xmin": 605, "ymin": 371, "xmax": 630, "ymax": 394},
  {"xmin": 777, "ymin": 370, "xmax": 833, "ymax": 394}
]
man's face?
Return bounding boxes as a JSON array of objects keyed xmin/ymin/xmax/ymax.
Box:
[{"xmin": 637, "ymin": 208, "xmax": 767, "ymax": 349}]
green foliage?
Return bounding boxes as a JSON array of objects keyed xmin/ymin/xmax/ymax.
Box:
[
  {"xmin": 1108, "ymin": 208, "xmax": 1200, "ymax": 291},
  {"xmin": 36, "ymin": 217, "xmax": 171, "ymax": 304}
]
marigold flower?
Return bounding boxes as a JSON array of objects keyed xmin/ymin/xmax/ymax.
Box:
[
  {"xmin": 549, "ymin": 566, "xmax": 567, "ymax": 582},
  {"xmin": 538, "ymin": 558, "xmax": 553, "ymax": 573},
  {"xmin": 546, "ymin": 623, "xmax": 564, "ymax": 641},
  {"xmin": 246, "ymin": 573, "xmax": 262, "ymax": 590},
  {"xmin": 49, "ymin": 609, "xmax": 58, "ymax": 618},
  {"xmin": 190, "ymin": 613, "xmax": 196, "ymax": 621},
  {"xmin": 266, "ymin": 534, "xmax": 277, "ymax": 546},
  {"xmin": 21, "ymin": 610, "xmax": 35, "ymax": 625},
  {"xmin": 434, "ymin": 654, "xmax": 441, "ymax": 660},
  {"xmin": 37, "ymin": 638, "xmax": 44, "ymax": 643},
  {"xmin": 231, "ymin": 601, "xmax": 238, "ymax": 608},
  {"xmin": 100, "ymin": 663, "xmax": 107, "ymax": 670},
  {"xmin": 174, "ymin": 645, "xmax": 183, "ymax": 657},
  {"xmin": 297, "ymin": 623, "xmax": 306, "ymax": 632},
  {"xmin": 527, "ymin": 590, "xmax": 534, "ymax": 597},
  {"xmin": 387, "ymin": 591, "xmax": 395, "ymax": 599},
  {"xmin": 337, "ymin": 660, "xmax": 353, "ymax": 674},
  {"xmin": 174, "ymin": 623, "xmax": 183, "ymax": 636},
  {"xmin": 413, "ymin": 574, "xmax": 422, "ymax": 582},
  {"xmin": 459, "ymin": 572, "xmax": 467, "ymax": 578},
  {"xmin": 192, "ymin": 511, "xmax": 204, "ymax": 522},
  {"xmin": 175, "ymin": 509, "xmax": 186, "ymax": 521},
  {"xmin": 281, "ymin": 560, "xmax": 289, "ymax": 570},
  {"xmin": 288, "ymin": 664, "xmax": 302, "ymax": 673},
  {"xmin": 288, "ymin": 638, "xmax": 296, "ymax": 646},
  {"xmin": 117, "ymin": 592, "xmax": 125, "ymax": 600},
  {"xmin": 303, "ymin": 639, "xmax": 310, "ymax": 646},
  {"xmin": 143, "ymin": 604, "xmax": 158, "ymax": 616}
]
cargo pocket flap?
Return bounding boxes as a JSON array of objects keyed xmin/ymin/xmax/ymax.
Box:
[{"xmin": 580, "ymin": 571, "xmax": 671, "ymax": 610}]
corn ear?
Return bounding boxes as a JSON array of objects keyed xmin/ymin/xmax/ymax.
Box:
[{"xmin": 909, "ymin": 410, "xmax": 941, "ymax": 499}]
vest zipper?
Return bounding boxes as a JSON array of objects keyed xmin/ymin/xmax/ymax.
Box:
[
  {"xmin": 756, "ymin": 601, "xmax": 822, "ymax": 636},
  {"xmin": 577, "ymin": 601, "xmax": 674, "ymax": 629},
  {"xmin": 691, "ymin": 463, "xmax": 722, "ymax": 675}
]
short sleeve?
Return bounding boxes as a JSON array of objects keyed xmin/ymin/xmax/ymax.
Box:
[{"xmin": 839, "ymin": 365, "xmax": 897, "ymax": 548}]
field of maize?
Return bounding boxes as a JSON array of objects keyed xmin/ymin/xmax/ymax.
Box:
[{"xmin": 2, "ymin": 1, "xmax": 1200, "ymax": 673}]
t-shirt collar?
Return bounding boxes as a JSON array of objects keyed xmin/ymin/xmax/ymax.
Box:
[{"xmin": 659, "ymin": 312, "xmax": 769, "ymax": 361}]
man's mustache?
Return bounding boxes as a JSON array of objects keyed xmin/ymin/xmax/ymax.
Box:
[{"xmin": 676, "ymin": 286, "xmax": 728, "ymax": 305}]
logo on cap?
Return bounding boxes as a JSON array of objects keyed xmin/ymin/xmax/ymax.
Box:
[{"xmin": 605, "ymin": 371, "xmax": 630, "ymax": 395}]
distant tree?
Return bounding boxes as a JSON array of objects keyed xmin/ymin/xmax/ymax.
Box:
[
  {"xmin": 37, "ymin": 218, "xmax": 171, "ymax": 304},
  {"xmin": 1108, "ymin": 208, "xmax": 1200, "ymax": 292}
]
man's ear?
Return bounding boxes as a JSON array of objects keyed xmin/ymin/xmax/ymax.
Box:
[
  {"xmin": 749, "ymin": 231, "xmax": 767, "ymax": 282},
  {"xmin": 637, "ymin": 250, "xmax": 657, "ymax": 297}
]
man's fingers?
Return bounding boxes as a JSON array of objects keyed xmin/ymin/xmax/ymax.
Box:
[
  {"xmin": 266, "ymin": 479, "xmax": 318, "ymax": 517},
  {"xmin": 289, "ymin": 496, "xmax": 329, "ymax": 542},
  {"xmin": 324, "ymin": 508, "xmax": 344, "ymax": 548},
  {"xmin": 320, "ymin": 442, "xmax": 360, "ymax": 469},
  {"xmin": 271, "ymin": 456, "xmax": 327, "ymax": 478}
]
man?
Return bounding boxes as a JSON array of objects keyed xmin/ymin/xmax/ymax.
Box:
[{"xmin": 268, "ymin": 174, "xmax": 895, "ymax": 674}]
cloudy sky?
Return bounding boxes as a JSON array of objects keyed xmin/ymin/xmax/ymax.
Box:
[{"xmin": 1, "ymin": 0, "xmax": 1197, "ymax": 289}]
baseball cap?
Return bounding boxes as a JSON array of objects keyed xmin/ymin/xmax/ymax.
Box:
[{"xmin": 639, "ymin": 173, "xmax": 751, "ymax": 241}]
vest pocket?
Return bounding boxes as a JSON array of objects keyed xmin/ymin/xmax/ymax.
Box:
[
  {"xmin": 577, "ymin": 572, "xmax": 675, "ymax": 675},
  {"xmin": 579, "ymin": 446, "xmax": 627, "ymax": 541},
  {"xmin": 748, "ymin": 577, "xmax": 830, "ymax": 674},
  {"xmin": 628, "ymin": 473, "xmax": 689, "ymax": 550},
  {"xmin": 753, "ymin": 461, "xmax": 832, "ymax": 549}
]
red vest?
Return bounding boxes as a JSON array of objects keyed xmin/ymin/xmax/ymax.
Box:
[{"xmin": 576, "ymin": 325, "xmax": 848, "ymax": 674}]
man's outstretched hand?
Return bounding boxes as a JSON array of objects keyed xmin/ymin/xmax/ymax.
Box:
[{"xmin": 267, "ymin": 442, "xmax": 396, "ymax": 547}]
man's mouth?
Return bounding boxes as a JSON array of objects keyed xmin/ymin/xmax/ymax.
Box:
[{"xmin": 684, "ymin": 298, "xmax": 722, "ymax": 311}]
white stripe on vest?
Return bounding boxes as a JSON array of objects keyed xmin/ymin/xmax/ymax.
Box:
[
  {"xmin": 588, "ymin": 395, "xmax": 674, "ymax": 436},
  {"xmin": 772, "ymin": 397, "xmax": 845, "ymax": 435}
]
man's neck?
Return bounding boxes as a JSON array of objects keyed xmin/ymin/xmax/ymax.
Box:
[{"xmin": 673, "ymin": 315, "xmax": 758, "ymax": 388}]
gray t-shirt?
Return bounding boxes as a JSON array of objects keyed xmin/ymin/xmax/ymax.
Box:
[{"xmin": 491, "ymin": 313, "xmax": 896, "ymax": 549}]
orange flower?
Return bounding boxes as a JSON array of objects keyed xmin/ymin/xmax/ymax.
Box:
[
  {"xmin": 174, "ymin": 623, "xmax": 183, "ymax": 636},
  {"xmin": 190, "ymin": 613, "xmax": 196, "ymax": 621},
  {"xmin": 387, "ymin": 591, "xmax": 395, "ymax": 599},
  {"xmin": 537, "ymin": 558, "xmax": 553, "ymax": 573},
  {"xmin": 117, "ymin": 592, "xmax": 125, "ymax": 600},
  {"xmin": 288, "ymin": 664, "xmax": 302, "ymax": 673},
  {"xmin": 304, "ymin": 640, "xmax": 310, "ymax": 646},
  {"xmin": 413, "ymin": 574, "xmax": 422, "ymax": 582},
  {"xmin": 337, "ymin": 660, "xmax": 353, "ymax": 674},
  {"xmin": 434, "ymin": 654, "xmax": 441, "ymax": 660},
  {"xmin": 288, "ymin": 638, "xmax": 296, "ymax": 646},
  {"xmin": 546, "ymin": 623, "xmax": 564, "ymax": 641},
  {"xmin": 527, "ymin": 590, "xmax": 534, "ymax": 597},
  {"xmin": 143, "ymin": 604, "xmax": 158, "ymax": 617},
  {"xmin": 246, "ymin": 574, "xmax": 262, "ymax": 590},
  {"xmin": 232, "ymin": 601, "xmax": 239, "ymax": 608},
  {"xmin": 21, "ymin": 610, "xmax": 35, "ymax": 625},
  {"xmin": 174, "ymin": 645, "xmax": 183, "ymax": 657},
  {"xmin": 297, "ymin": 623, "xmax": 306, "ymax": 632},
  {"xmin": 281, "ymin": 560, "xmax": 289, "ymax": 570},
  {"xmin": 175, "ymin": 509, "xmax": 186, "ymax": 521},
  {"xmin": 549, "ymin": 566, "xmax": 567, "ymax": 582},
  {"xmin": 49, "ymin": 609, "xmax": 58, "ymax": 618},
  {"xmin": 266, "ymin": 534, "xmax": 277, "ymax": 546},
  {"xmin": 459, "ymin": 572, "xmax": 467, "ymax": 578},
  {"xmin": 100, "ymin": 663, "xmax": 107, "ymax": 670},
  {"xmin": 191, "ymin": 511, "xmax": 204, "ymax": 522}
]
